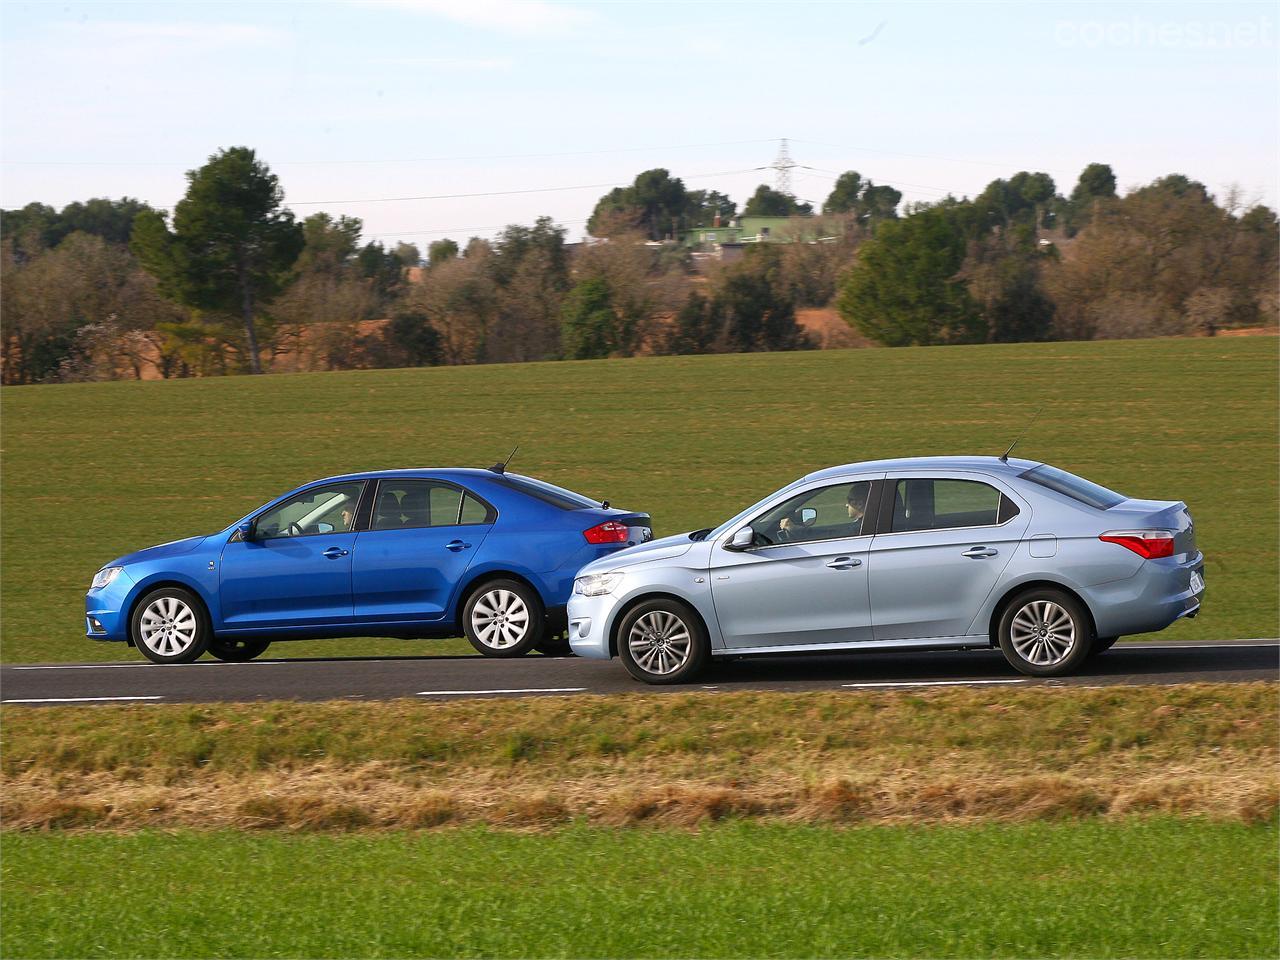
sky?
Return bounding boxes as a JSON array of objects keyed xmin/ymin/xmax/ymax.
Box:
[{"xmin": 2, "ymin": 0, "xmax": 1276, "ymax": 246}]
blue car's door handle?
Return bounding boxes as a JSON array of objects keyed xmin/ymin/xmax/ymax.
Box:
[
  {"xmin": 962, "ymin": 546, "xmax": 998, "ymax": 559},
  {"xmin": 826, "ymin": 556, "xmax": 862, "ymax": 569},
  {"xmin": 322, "ymin": 547, "xmax": 349, "ymax": 559},
  {"xmin": 445, "ymin": 540, "xmax": 472, "ymax": 552}
]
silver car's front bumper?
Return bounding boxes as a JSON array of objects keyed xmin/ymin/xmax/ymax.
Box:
[{"xmin": 567, "ymin": 591, "xmax": 618, "ymax": 659}]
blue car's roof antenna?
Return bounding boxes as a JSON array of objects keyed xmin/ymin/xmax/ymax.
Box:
[
  {"xmin": 999, "ymin": 406, "xmax": 1043, "ymax": 463},
  {"xmin": 489, "ymin": 445, "xmax": 520, "ymax": 474}
]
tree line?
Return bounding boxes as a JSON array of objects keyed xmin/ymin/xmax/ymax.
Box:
[{"xmin": 1, "ymin": 147, "xmax": 1275, "ymax": 384}]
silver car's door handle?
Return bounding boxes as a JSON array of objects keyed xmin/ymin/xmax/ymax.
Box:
[
  {"xmin": 962, "ymin": 547, "xmax": 998, "ymax": 559},
  {"xmin": 322, "ymin": 546, "xmax": 349, "ymax": 559},
  {"xmin": 826, "ymin": 557, "xmax": 863, "ymax": 569}
]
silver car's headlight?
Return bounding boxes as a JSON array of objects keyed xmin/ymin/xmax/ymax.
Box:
[
  {"xmin": 574, "ymin": 572, "xmax": 624, "ymax": 597},
  {"xmin": 90, "ymin": 566, "xmax": 124, "ymax": 590}
]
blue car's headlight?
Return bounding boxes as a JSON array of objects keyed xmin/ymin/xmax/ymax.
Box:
[
  {"xmin": 90, "ymin": 566, "xmax": 124, "ymax": 590},
  {"xmin": 574, "ymin": 572, "xmax": 624, "ymax": 597}
]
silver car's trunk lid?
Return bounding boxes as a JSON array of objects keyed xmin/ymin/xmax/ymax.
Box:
[{"xmin": 1108, "ymin": 498, "xmax": 1196, "ymax": 557}]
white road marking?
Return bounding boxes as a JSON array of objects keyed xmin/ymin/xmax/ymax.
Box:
[
  {"xmin": 417, "ymin": 687, "xmax": 587, "ymax": 696},
  {"xmin": 2, "ymin": 695, "xmax": 164, "ymax": 703},
  {"xmin": 12, "ymin": 661, "xmax": 288, "ymax": 670},
  {"xmin": 841, "ymin": 679, "xmax": 1028, "ymax": 689}
]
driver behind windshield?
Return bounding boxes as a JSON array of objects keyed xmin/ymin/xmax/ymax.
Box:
[{"xmin": 778, "ymin": 484, "xmax": 869, "ymax": 541}]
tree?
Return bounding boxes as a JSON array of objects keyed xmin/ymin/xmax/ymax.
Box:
[
  {"xmin": 686, "ymin": 190, "xmax": 737, "ymax": 227},
  {"xmin": 837, "ymin": 205, "xmax": 983, "ymax": 346},
  {"xmin": 131, "ymin": 147, "xmax": 303, "ymax": 374},
  {"xmin": 711, "ymin": 247, "xmax": 811, "ymax": 353},
  {"xmin": 2, "ymin": 197, "xmax": 153, "ymax": 261},
  {"xmin": 428, "ymin": 238, "xmax": 459, "ymax": 267},
  {"xmin": 297, "ymin": 213, "xmax": 363, "ymax": 274},
  {"xmin": 561, "ymin": 277, "xmax": 620, "ymax": 359},
  {"xmin": 742, "ymin": 184, "xmax": 813, "ymax": 217},
  {"xmin": 587, "ymin": 169, "xmax": 694, "ymax": 240},
  {"xmin": 393, "ymin": 242, "xmax": 421, "ymax": 267},
  {"xmin": 822, "ymin": 172, "xmax": 902, "ymax": 224},
  {"xmin": 382, "ymin": 311, "xmax": 441, "ymax": 367}
]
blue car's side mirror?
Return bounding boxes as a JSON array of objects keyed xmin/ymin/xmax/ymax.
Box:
[{"xmin": 236, "ymin": 522, "xmax": 255, "ymax": 542}]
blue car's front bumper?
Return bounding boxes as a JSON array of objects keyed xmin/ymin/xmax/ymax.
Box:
[{"xmin": 85, "ymin": 569, "xmax": 136, "ymax": 642}]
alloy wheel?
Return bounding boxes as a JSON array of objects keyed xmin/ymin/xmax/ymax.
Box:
[
  {"xmin": 139, "ymin": 596, "xmax": 199, "ymax": 657},
  {"xmin": 470, "ymin": 589, "xmax": 531, "ymax": 650},
  {"xmin": 1009, "ymin": 599, "xmax": 1076, "ymax": 666},
  {"xmin": 626, "ymin": 610, "xmax": 692, "ymax": 676}
]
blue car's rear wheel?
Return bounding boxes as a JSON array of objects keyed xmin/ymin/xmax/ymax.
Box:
[
  {"xmin": 463, "ymin": 579, "xmax": 544, "ymax": 658},
  {"xmin": 131, "ymin": 587, "xmax": 210, "ymax": 664}
]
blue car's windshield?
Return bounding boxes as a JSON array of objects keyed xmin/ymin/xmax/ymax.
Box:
[{"xmin": 1020, "ymin": 464, "xmax": 1126, "ymax": 510}]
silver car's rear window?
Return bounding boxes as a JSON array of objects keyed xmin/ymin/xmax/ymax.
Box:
[{"xmin": 1020, "ymin": 465, "xmax": 1126, "ymax": 510}]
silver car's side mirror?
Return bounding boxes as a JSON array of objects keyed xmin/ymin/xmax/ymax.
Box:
[{"xmin": 726, "ymin": 527, "xmax": 755, "ymax": 551}]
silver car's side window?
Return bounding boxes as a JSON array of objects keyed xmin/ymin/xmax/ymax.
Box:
[
  {"xmin": 891, "ymin": 478, "xmax": 1004, "ymax": 533},
  {"xmin": 750, "ymin": 480, "xmax": 873, "ymax": 546}
]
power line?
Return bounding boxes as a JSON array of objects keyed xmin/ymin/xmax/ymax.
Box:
[
  {"xmin": 287, "ymin": 167, "xmax": 768, "ymax": 206},
  {"xmin": 0, "ymin": 138, "xmax": 778, "ymax": 168}
]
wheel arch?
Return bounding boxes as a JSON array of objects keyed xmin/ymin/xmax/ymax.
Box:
[
  {"xmin": 455, "ymin": 569, "xmax": 546, "ymax": 622},
  {"xmin": 606, "ymin": 591, "xmax": 710, "ymax": 658},
  {"xmin": 125, "ymin": 579, "xmax": 214, "ymax": 647},
  {"xmin": 986, "ymin": 579, "xmax": 1098, "ymax": 647}
]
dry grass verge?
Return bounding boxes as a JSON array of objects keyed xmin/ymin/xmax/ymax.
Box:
[{"xmin": 3, "ymin": 683, "xmax": 1275, "ymax": 831}]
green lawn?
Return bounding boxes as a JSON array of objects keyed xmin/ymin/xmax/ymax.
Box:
[
  {"xmin": 2, "ymin": 821, "xmax": 1275, "ymax": 958},
  {"xmin": 2, "ymin": 337, "xmax": 1276, "ymax": 663}
]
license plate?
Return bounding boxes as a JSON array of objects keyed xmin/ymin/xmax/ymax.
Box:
[{"xmin": 1189, "ymin": 571, "xmax": 1204, "ymax": 594}]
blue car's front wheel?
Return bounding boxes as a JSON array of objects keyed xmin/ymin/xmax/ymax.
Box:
[
  {"xmin": 131, "ymin": 587, "xmax": 210, "ymax": 664},
  {"xmin": 463, "ymin": 579, "xmax": 545, "ymax": 658}
]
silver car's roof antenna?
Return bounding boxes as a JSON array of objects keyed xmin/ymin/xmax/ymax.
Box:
[
  {"xmin": 489, "ymin": 445, "xmax": 519, "ymax": 474},
  {"xmin": 999, "ymin": 406, "xmax": 1043, "ymax": 463}
]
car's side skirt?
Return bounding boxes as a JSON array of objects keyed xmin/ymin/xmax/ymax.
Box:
[{"xmin": 711, "ymin": 636, "xmax": 991, "ymax": 658}]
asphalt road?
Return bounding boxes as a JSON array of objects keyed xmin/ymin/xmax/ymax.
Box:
[{"xmin": 1, "ymin": 639, "xmax": 1275, "ymax": 706}]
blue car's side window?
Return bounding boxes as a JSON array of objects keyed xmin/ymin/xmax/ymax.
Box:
[
  {"xmin": 255, "ymin": 481, "xmax": 366, "ymax": 539},
  {"xmin": 370, "ymin": 480, "xmax": 495, "ymax": 531}
]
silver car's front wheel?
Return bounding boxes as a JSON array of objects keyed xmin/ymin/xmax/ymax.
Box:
[
  {"xmin": 463, "ymin": 579, "xmax": 543, "ymax": 658},
  {"xmin": 131, "ymin": 587, "xmax": 209, "ymax": 664},
  {"xmin": 618, "ymin": 599, "xmax": 709, "ymax": 685},
  {"xmin": 997, "ymin": 588, "xmax": 1092, "ymax": 678},
  {"xmin": 627, "ymin": 611, "xmax": 692, "ymax": 676}
]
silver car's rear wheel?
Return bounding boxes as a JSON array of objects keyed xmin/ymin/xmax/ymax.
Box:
[
  {"xmin": 1009, "ymin": 599, "xmax": 1075, "ymax": 666},
  {"xmin": 618, "ymin": 599, "xmax": 709, "ymax": 684},
  {"xmin": 463, "ymin": 579, "xmax": 543, "ymax": 658},
  {"xmin": 997, "ymin": 588, "xmax": 1092, "ymax": 678},
  {"xmin": 131, "ymin": 587, "xmax": 210, "ymax": 664}
]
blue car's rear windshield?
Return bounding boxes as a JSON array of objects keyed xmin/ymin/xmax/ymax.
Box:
[
  {"xmin": 491, "ymin": 474, "xmax": 599, "ymax": 510},
  {"xmin": 1020, "ymin": 464, "xmax": 1126, "ymax": 510}
]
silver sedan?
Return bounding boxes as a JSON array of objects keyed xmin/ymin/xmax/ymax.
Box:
[{"xmin": 567, "ymin": 457, "xmax": 1204, "ymax": 684}]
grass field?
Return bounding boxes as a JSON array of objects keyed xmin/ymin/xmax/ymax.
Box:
[
  {"xmin": 3, "ymin": 821, "xmax": 1276, "ymax": 958},
  {"xmin": 2, "ymin": 335, "xmax": 1277, "ymax": 663},
  {"xmin": 4, "ymin": 684, "xmax": 1274, "ymax": 830}
]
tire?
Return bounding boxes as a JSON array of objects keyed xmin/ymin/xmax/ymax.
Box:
[
  {"xmin": 207, "ymin": 637, "xmax": 271, "ymax": 662},
  {"xmin": 617, "ymin": 598, "xmax": 709, "ymax": 685},
  {"xmin": 131, "ymin": 587, "xmax": 211, "ymax": 664},
  {"xmin": 534, "ymin": 633, "xmax": 574, "ymax": 657},
  {"xmin": 463, "ymin": 579, "xmax": 544, "ymax": 658},
  {"xmin": 997, "ymin": 588, "xmax": 1093, "ymax": 678},
  {"xmin": 1088, "ymin": 635, "xmax": 1120, "ymax": 658}
]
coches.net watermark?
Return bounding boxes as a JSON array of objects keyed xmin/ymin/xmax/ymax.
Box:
[{"xmin": 1054, "ymin": 16, "xmax": 1274, "ymax": 49}]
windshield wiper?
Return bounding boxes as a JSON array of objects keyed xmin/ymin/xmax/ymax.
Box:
[{"xmin": 688, "ymin": 528, "xmax": 712, "ymax": 542}]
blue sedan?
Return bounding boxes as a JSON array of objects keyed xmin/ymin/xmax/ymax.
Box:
[
  {"xmin": 86, "ymin": 467, "xmax": 651, "ymax": 663},
  {"xmin": 568, "ymin": 457, "xmax": 1204, "ymax": 683}
]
